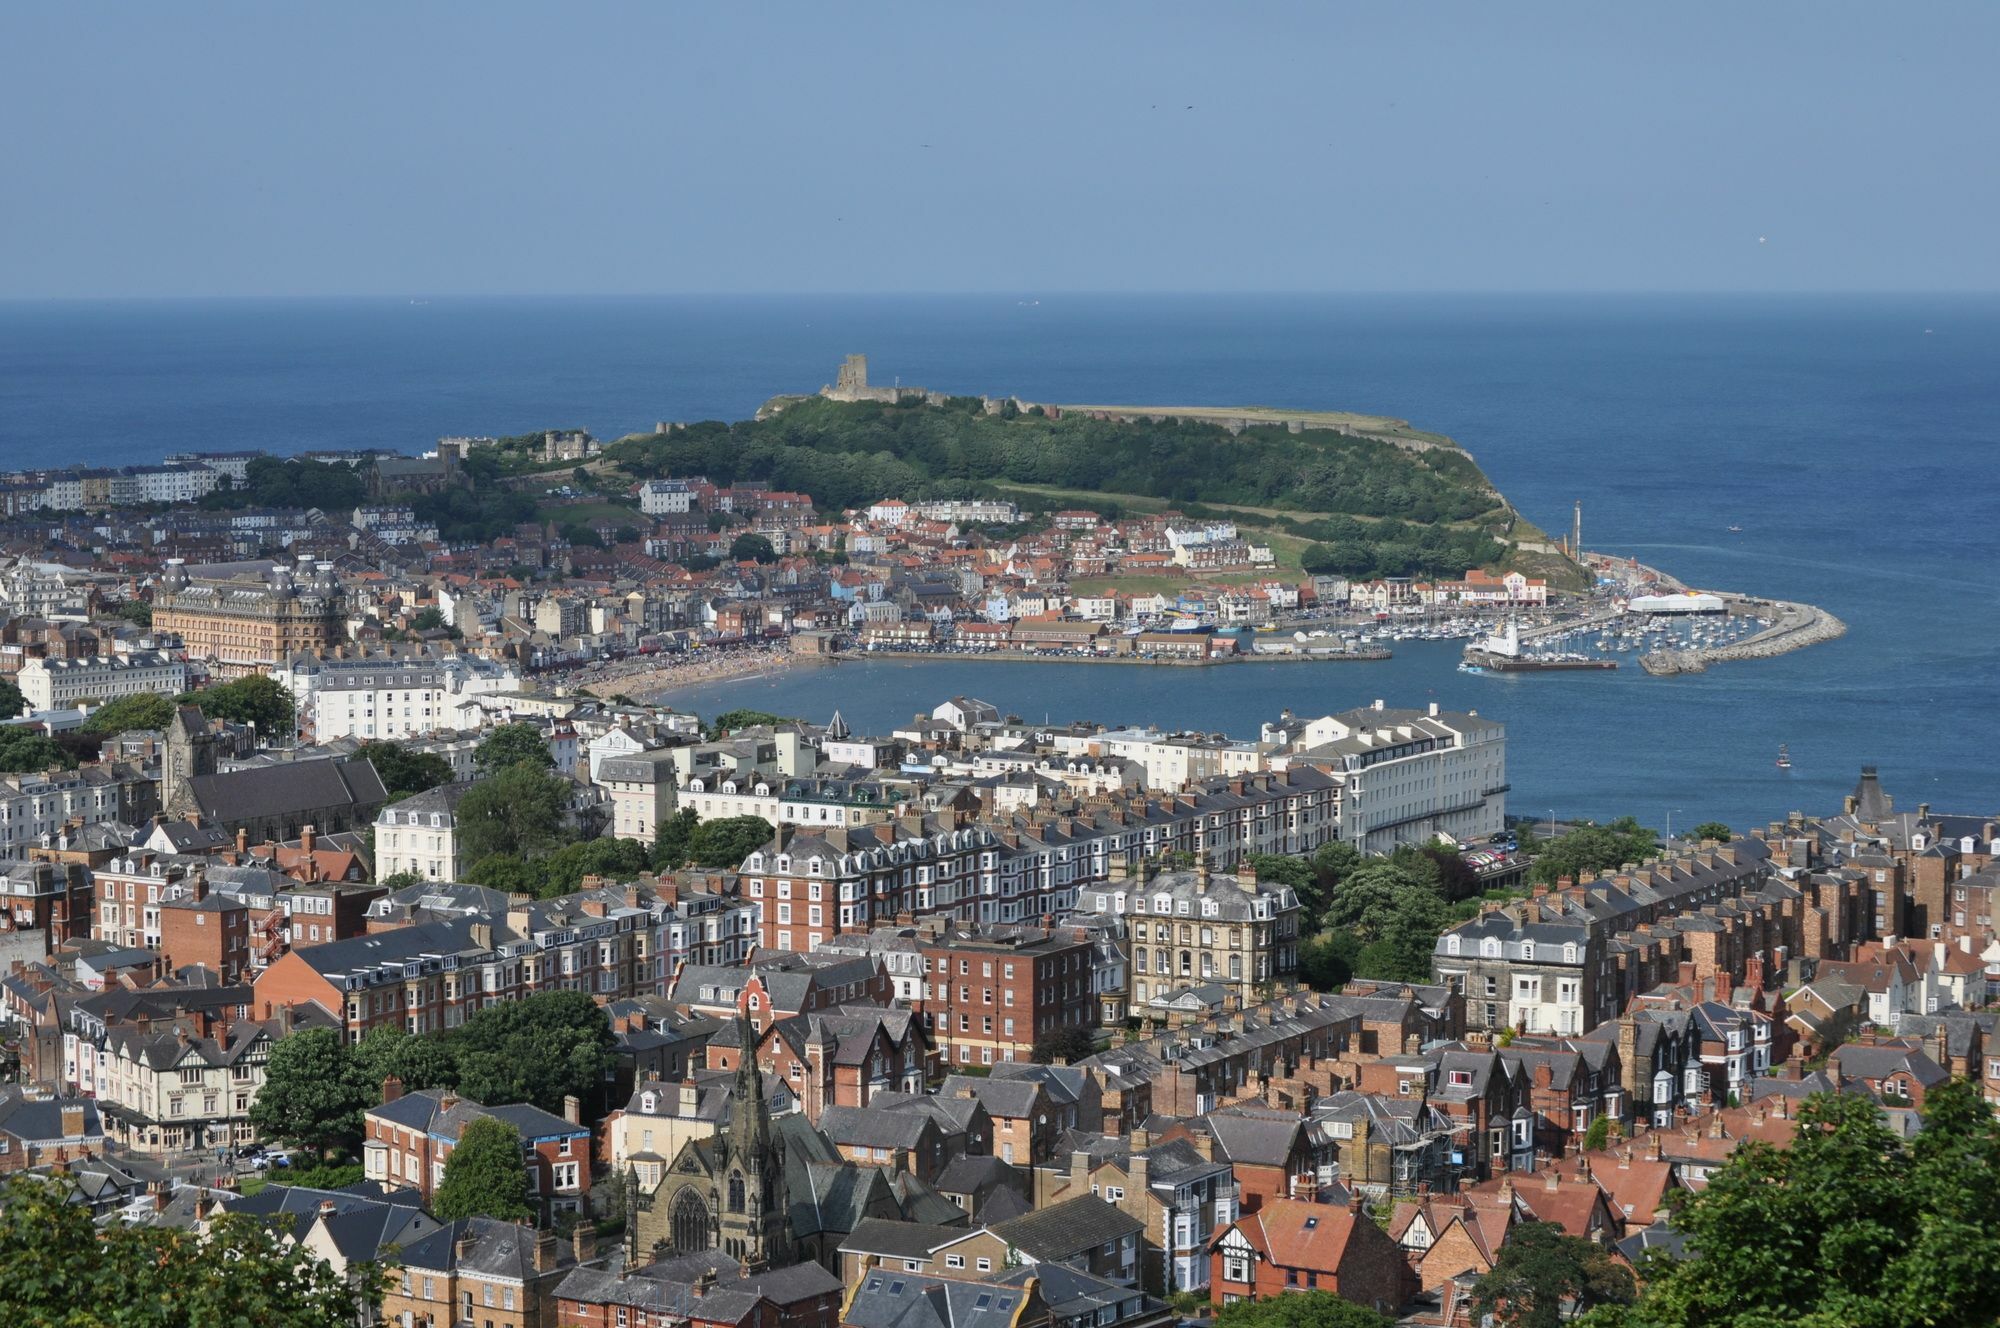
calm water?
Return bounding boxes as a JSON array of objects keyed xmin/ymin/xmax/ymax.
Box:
[{"xmin": 2, "ymin": 294, "xmax": 1993, "ymax": 829}]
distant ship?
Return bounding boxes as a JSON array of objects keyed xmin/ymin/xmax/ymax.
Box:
[
  {"xmin": 1728, "ymin": 524, "xmax": 1743, "ymax": 533},
  {"xmin": 1777, "ymin": 743, "xmax": 1792, "ymax": 770}
]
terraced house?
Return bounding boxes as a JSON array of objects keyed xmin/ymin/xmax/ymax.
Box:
[{"xmin": 1432, "ymin": 839, "xmax": 1784, "ymax": 1035}]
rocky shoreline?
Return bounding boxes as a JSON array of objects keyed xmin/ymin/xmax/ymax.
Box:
[{"xmin": 1639, "ymin": 597, "xmax": 1848, "ymax": 676}]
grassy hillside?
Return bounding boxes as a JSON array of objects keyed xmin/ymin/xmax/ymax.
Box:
[{"xmin": 608, "ymin": 395, "xmax": 1584, "ymax": 587}]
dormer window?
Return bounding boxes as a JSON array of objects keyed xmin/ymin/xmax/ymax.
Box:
[
  {"xmin": 641, "ymin": 1091, "xmax": 657, "ymax": 1113},
  {"xmin": 1446, "ymin": 936, "xmax": 1461, "ymax": 956},
  {"xmin": 1564, "ymin": 944, "xmax": 1578, "ymax": 963},
  {"xmin": 1483, "ymin": 939, "xmax": 1501, "ymax": 958},
  {"xmin": 1521, "ymin": 942, "xmax": 1534, "ymax": 961}
]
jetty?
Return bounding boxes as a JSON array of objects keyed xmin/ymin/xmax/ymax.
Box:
[{"xmin": 1639, "ymin": 597, "xmax": 1847, "ymax": 676}]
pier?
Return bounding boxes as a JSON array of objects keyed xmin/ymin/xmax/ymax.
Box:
[{"xmin": 1639, "ymin": 597, "xmax": 1847, "ymax": 675}]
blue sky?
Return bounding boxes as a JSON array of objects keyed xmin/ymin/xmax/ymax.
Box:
[{"xmin": 3, "ymin": 2, "xmax": 1994, "ymax": 297}]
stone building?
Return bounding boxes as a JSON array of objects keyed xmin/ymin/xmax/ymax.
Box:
[
  {"xmin": 1077, "ymin": 861, "xmax": 1302, "ymax": 1010},
  {"xmin": 629, "ymin": 1027, "xmax": 796, "ymax": 1269},
  {"xmin": 151, "ymin": 555, "xmax": 346, "ymax": 673}
]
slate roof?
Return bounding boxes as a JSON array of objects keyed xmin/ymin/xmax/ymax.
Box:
[
  {"xmin": 183, "ymin": 755, "xmax": 387, "ymax": 824},
  {"xmin": 991, "ymin": 1193, "xmax": 1141, "ymax": 1261},
  {"xmin": 844, "ymin": 1270, "xmax": 1028, "ymax": 1328},
  {"xmin": 368, "ymin": 1087, "xmax": 587, "ymax": 1143}
]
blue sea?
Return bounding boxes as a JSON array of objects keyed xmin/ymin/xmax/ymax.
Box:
[{"xmin": 2, "ymin": 294, "xmax": 1993, "ymax": 831}]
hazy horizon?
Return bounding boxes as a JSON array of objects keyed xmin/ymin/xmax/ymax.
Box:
[{"xmin": 5, "ymin": 2, "xmax": 1995, "ymax": 300}]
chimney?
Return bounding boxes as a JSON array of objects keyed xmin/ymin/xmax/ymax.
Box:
[
  {"xmin": 572, "ymin": 1224, "xmax": 596, "ymax": 1266},
  {"xmin": 381, "ymin": 1075, "xmax": 403, "ymax": 1105},
  {"xmin": 534, "ymin": 1226, "xmax": 559, "ymax": 1272},
  {"xmin": 300, "ymin": 825, "xmax": 316, "ymax": 855},
  {"xmin": 60, "ymin": 1105, "xmax": 85, "ymax": 1138},
  {"xmin": 235, "ymin": 827, "xmax": 248, "ymax": 855}
]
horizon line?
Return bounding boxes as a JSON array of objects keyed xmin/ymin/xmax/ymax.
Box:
[{"xmin": 5, "ymin": 288, "xmax": 1999, "ymax": 306}]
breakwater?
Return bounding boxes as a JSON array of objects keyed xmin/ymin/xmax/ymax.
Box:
[{"xmin": 1639, "ymin": 598, "xmax": 1847, "ymax": 676}]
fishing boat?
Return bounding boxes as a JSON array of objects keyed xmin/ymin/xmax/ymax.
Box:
[{"xmin": 1776, "ymin": 743, "xmax": 1792, "ymax": 770}]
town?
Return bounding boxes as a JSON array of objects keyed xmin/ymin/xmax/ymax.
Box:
[{"xmin": 0, "ymin": 472, "xmax": 1995, "ymax": 1325}]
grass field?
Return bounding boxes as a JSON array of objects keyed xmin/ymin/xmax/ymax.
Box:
[{"xmin": 534, "ymin": 498, "xmax": 642, "ymax": 527}]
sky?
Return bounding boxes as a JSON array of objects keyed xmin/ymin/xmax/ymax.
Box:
[{"xmin": 2, "ymin": 3, "xmax": 1996, "ymax": 298}]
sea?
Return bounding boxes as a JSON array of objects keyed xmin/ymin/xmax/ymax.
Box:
[{"xmin": 2, "ymin": 293, "xmax": 1994, "ymax": 832}]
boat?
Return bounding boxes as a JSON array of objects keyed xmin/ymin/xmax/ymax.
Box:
[
  {"xmin": 1777, "ymin": 743, "xmax": 1792, "ymax": 770},
  {"xmin": 1461, "ymin": 620, "xmax": 1617, "ymax": 673},
  {"xmin": 1728, "ymin": 524, "xmax": 1743, "ymax": 533}
]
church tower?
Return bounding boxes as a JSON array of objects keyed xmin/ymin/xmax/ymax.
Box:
[
  {"xmin": 163, "ymin": 705, "xmax": 218, "ymax": 816},
  {"xmin": 717, "ymin": 1016, "xmax": 788, "ymax": 1269}
]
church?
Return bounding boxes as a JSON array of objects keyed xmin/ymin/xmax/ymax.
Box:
[
  {"xmin": 628, "ymin": 1019, "xmax": 959, "ymax": 1271},
  {"xmin": 162, "ymin": 706, "xmax": 388, "ymax": 845}
]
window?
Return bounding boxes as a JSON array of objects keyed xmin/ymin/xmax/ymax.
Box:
[
  {"xmin": 946, "ymin": 1255, "xmax": 965, "ymax": 1269},
  {"xmin": 1224, "ymin": 1254, "xmax": 1251, "ymax": 1283}
]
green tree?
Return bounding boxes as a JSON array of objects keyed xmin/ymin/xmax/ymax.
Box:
[
  {"xmin": 0, "ymin": 678, "xmax": 23, "ymax": 719},
  {"xmin": 706, "ymin": 708, "xmax": 786, "ymax": 737},
  {"xmin": 1607, "ymin": 1082, "xmax": 2000, "ymax": 1328},
  {"xmin": 1298, "ymin": 930, "xmax": 1360, "ymax": 991},
  {"xmin": 455, "ymin": 763, "xmax": 571, "ymax": 861},
  {"xmin": 1472, "ymin": 1221, "xmax": 1634, "ymax": 1328},
  {"xmin": 411, "ymin": 606, "xmax": 447, "ymax": 632},
  {"xmin": 730, "ymin": 532, "xmax": 777, "ymax": 563},
  {"xmin": 463, "ymin": 853, "xmax": 543, "ymax": 895},
  {"xmin": 1528, "ymin": 817, "xmax": 1659, "ymax": 886},
  {"xmin": 351, "ymin": 1024, "xmax": 457, "ymax": 1095},
  {"xmin": 1313, "ymin": 839, "xmax": 1364, "ymax": 888},
  {"xmin": 1323, "ymin": 861, "xmax": 1452, "ymax": 985},
  {"xmin": 1248, "ymin": 853, "xmax": 1320, "ymax": 913},
  {"xmin": 0, "ymin": 727, "xmax": 73, "ymax": 773},
  {"xmin": 113, "ymin": 599, "xmax": 154, "ymax": 629},
  {"xmin": 0, "ymin": 1174, "xmax": 378, "ymax": 1326},
  {"xmin": 1581, "ymin": 1114, "xmax": 1612, "ymax": 1153},
  {"xmin": 687, "ymin": 815, "xmax": 775, "ymax": 868},
  {"xmin": 359, "ymin": 741, "xmax": 456, "ymax": 800},
  {"xmin": 1690, "ymin": 821, "xmax": 1733, "ymax": 844},
  {"xmin": 432, "ymin": 1117, "xmax": 533, "ymax": 1222},
  {"xmin": 247, "ymin": 1027, "xmax": 374, "ymax": 1157},
  {"xmin": 651, "ymin": 807, "xmax": 701, "ymax": 870},
  {"xmin": 275, "ymin": 1162, "xmax": 367, "ymax": 1191},
  {"xmin": 80, "ymin": 691, "xmax": 176, "ymax": 735},
  {"xmin": 474, "ymin": 721, "xmax": 554, "ymax": 774},
  {"xmin": 448, "ymin": 990, "xmax": 616, "ymax": 1118},
  {"xmin": 1212, "ymin": 1289, "xmax": 1392, "ymax": 1328},
  {"xmin": 1032, "ymin": 1026, "xmax": 1097, "ymax": 1065},
  {"xmin": 184, "ymin": 675, "xmax": 296, "ymax": 736}
]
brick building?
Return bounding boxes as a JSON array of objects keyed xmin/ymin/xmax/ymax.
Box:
[
  {"xmin": 365, "ymin": 1084, "xmax": 593, "ymax": 1223},
  {"xmin": 1210, "ymin": 1197, "xmax": 1417, "ymax": 1313}
]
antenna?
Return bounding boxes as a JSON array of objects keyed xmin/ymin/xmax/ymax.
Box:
[{"xmin": 1573, "ymin": 501, "xmax": 1583, "ymax": 559}]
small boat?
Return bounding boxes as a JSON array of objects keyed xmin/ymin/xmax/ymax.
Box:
[
  {"xmin": 1776, "ymin": 743, "xmax": 1792, "ymax": 770},
  {"xmin": 1728, "ymin": 525, "xmax": 1743, "ymax": 533}
]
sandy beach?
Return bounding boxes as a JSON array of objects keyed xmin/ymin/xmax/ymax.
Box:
[{"xmin": 566, "ymin": 643, "xmax": 801, "ymax": 702}]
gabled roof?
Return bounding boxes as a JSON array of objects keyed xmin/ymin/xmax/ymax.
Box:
[{"xmin": 991, "ymin": 1193, "xmax": 1141, "ymax": 1261}]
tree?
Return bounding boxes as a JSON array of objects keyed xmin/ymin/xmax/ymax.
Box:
[
  {"xmin": 359, "ymin": 741, "xmax": 456, "ymax": 800},
  {"xmin": 1605, "ymin": 1082, "xmax": 2000, "ymax": 1328},
  {"xmin": 432, "ymin": 1117, "xmax": 533, "ymax": 1222},
  {"xmin": 730, "ymin": 532, "xmax": 777, "ymax": 564},
  {"xmin": 1248, "ymin": 853, "xmax": 1320, "ymax": 913},
  {"xmin": 113, "ymin": 599, "xmax": 154, "ymax": 629},
  {"xmin": 0, "ymin": 678, "xmax": 22, "ymax": 719},
  {"xmin": 185, "ymin": 674, "xmax": 296, "ymax": 735},
  {"xmin": 1298, "ymin": 930, "xmax": 1360, "ymax": 991},
  {"xmin": 80, "ymin": 691, "xmax": 176, "ymax": 734},
  {"xmin": 1690, "ymin": 821, "xmax": 1733, "ymax": 844},
  {"xmin": 0, "ymin": 727, "xmax": 73, "ymax": 773},
  {"xmin": 351, "ymin": 1024, "xmax": 457, "ymax": 1095},
  {"xmin": 455, "ymin": 762, "xmax": 571, "ymax": 861},
  {"xmin": 687, "ymin": 815, "xmax": 775, "ymax": 868},
  {"xmin": 474, "ymin": 721, "xmax": 554, "ymax": 774},
  {"xmin": 0, "ymin": 1174, "xmax": 377, "ymax": 1327},
  {"xmin": 1212, "ymin": 1289, "xmax": 1392, "ymax": 1328},
  {"xmin": 651, "ymin": 807, "xmax": 700, "ymax": 870},
  {"xmin": 1472, "ymin": 1221, "xmax": 1634, "ymax": 1328},
  {"xmin": 448, "ymin": 990, "xmax": 616, "ymax": 1118},
  {"xmin": 1323, "ymin": 861, "xmax": 1452, "ymax": 985},
  {"xmin": 1581, "ymin": 1114, "xmax": 1612, "ymax": 1153},
  {"xmin": 248, "ymin": 1027, "xmax": 374, "ymax": 1157},
  {"xmin": 1032, "ymin": 1026, "xmax": 1097, "ymax": 1065},
  {"xmin": 411, "ymin": 606, "xmax": 447, "ymax": 632},
  {"xmin": 1527, "ymin": 817, "xmax": 1658, "ymax": 886},
  {"xmin": 275, "ymin": 1162, "xmax": 367, "ymax": 1191},
  {"xmin": 706, "ymin": 708, "xmax": 786, "ymax": 737}
]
